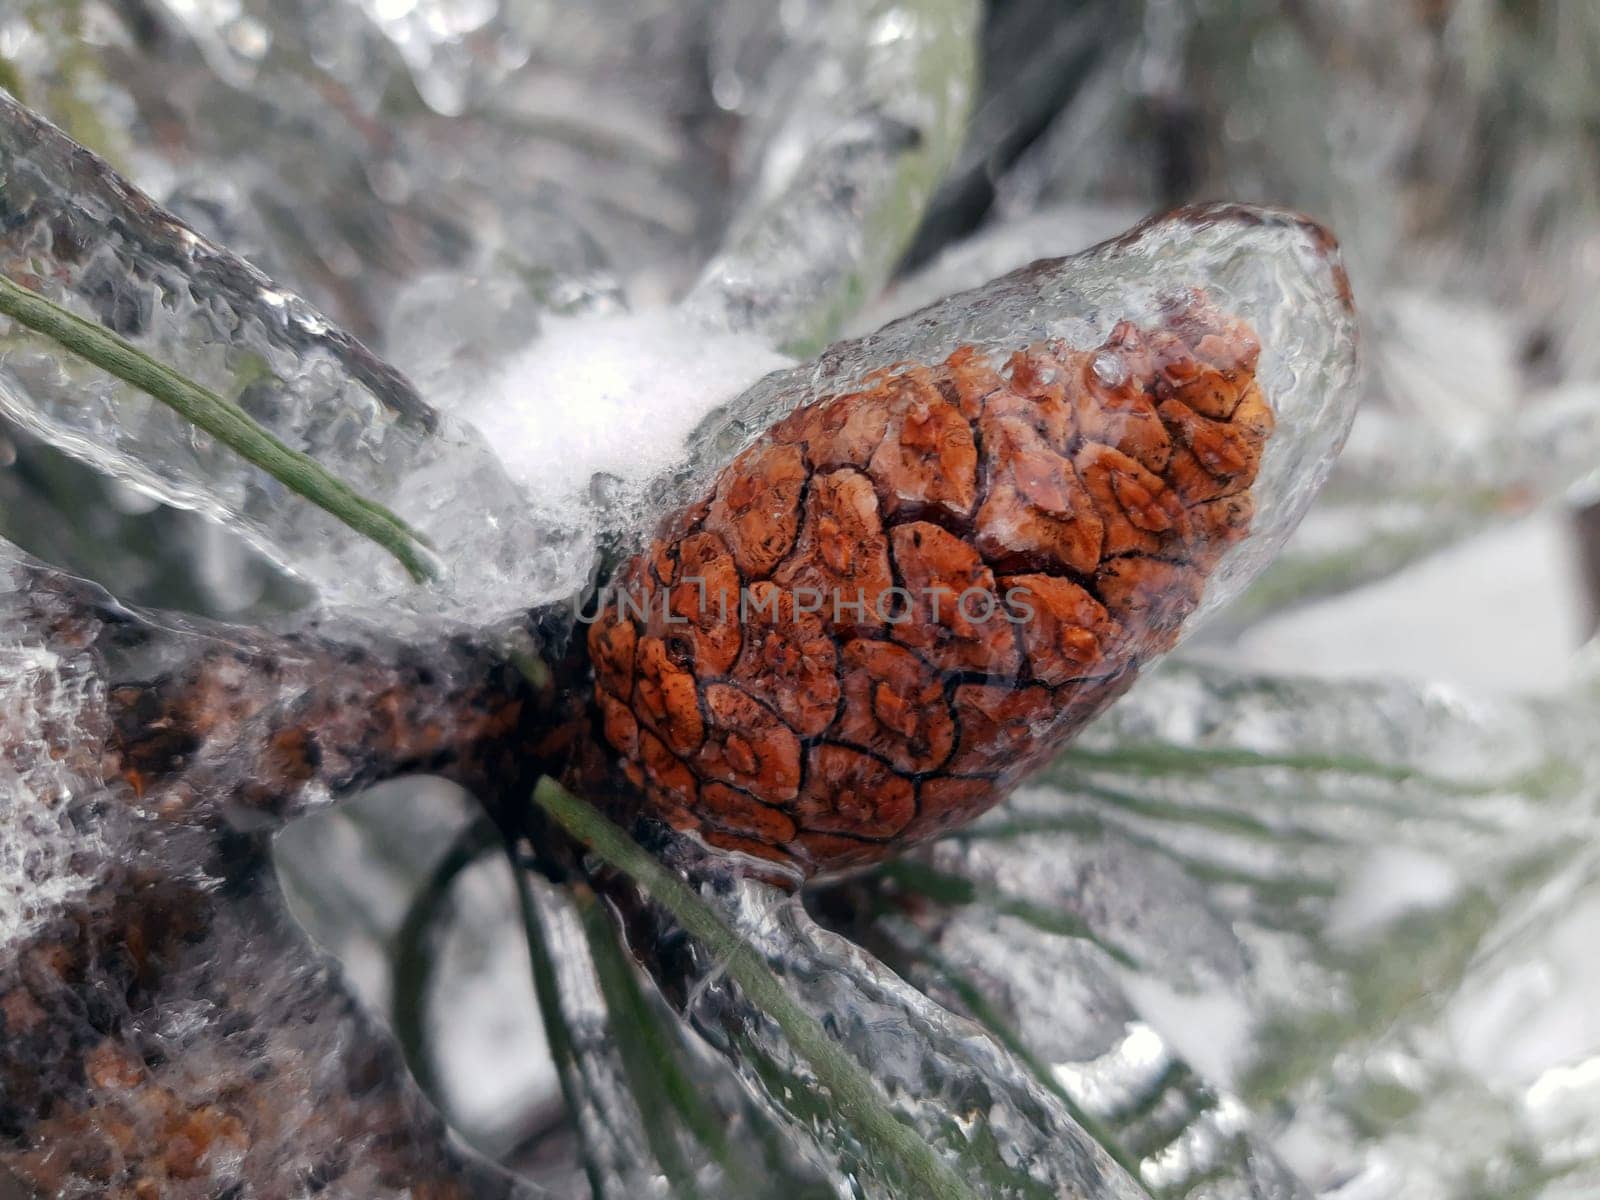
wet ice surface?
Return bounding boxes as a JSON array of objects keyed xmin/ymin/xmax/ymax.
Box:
[
  {"xmin": 3, "ymin": 2, "xmax": 1600, "ymax": 1198},
  {"xmin": 0, "ymin": 96, "xmax": 564, "ymax": 620}
]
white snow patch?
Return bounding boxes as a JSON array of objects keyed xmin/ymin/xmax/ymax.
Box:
[{"xmin": 462, "ymin": 309, "xmax": 791, "ymax": 502}]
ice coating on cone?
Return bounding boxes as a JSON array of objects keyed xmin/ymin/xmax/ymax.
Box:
[
  {"xmin": 683, "ymin": 204, "xmax": 1361, "ymax": 620},
  {"xmin": 586, "ymin": 205, "xmax": 1359, "ymax": 877}
]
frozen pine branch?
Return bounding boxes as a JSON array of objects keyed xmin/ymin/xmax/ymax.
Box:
[{"xmin": 0, "ymin": 542, "xmax": 553, "ymax": 1196}]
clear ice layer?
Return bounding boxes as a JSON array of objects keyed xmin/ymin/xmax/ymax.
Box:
[
  {"xmin": 676, "ymin": 878, "xmax": 1154, "ymax": 1199},
  {"xmin": 685, "ymin": 0, "xmax": 979, "ymax": 352},
  {"xmin": 0, "ymin": 97, "xmax": 567, "ymax": 619},
  {"xmin": 675, "ymin": 203, "xmax": 1361, "ymax": 638}
]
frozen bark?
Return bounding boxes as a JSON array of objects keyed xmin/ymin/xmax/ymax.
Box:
[{"xmin": 0, "ymin": 545, "xmax": 544, "ymax": 1199}]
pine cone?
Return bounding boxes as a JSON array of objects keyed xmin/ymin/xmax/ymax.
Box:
[{"xmin": 585, "ymin": 292, "xmax": 1270, "ymax": 876}]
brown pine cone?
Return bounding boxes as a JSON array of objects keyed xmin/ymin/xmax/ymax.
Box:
[{"xmin": 584, "ymin": 292, "xmax": 1270, "ymax": 877}]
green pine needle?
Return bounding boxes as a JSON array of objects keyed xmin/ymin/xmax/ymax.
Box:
[
  {"xmin": 0, "ymin": 272, "xmax": 437, "ymax": 582},
  {"xmin": 531, "ymin": 777, "xmax": 981, "ymax": 1200}
]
